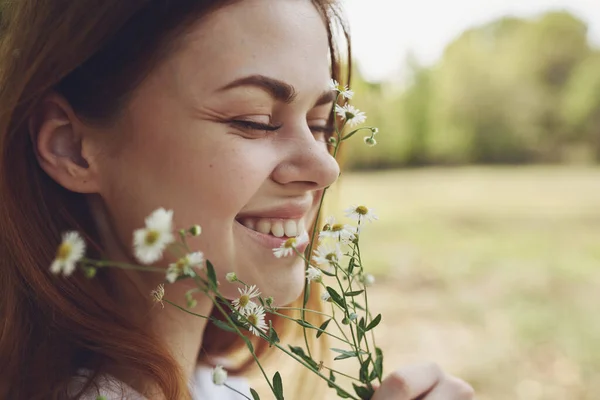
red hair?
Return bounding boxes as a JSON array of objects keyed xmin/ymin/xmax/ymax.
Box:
[{"xmin": 0, "ymin": 1, "xmax": 351, "ymax": 399}]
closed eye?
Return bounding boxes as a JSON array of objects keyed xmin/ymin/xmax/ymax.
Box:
[{"xmin": 229, "ymin": 120, "xmax": 283, "ymax": 132}]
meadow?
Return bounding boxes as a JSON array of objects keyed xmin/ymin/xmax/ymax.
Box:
[{"xmin": 330, "ymin": 166, "xmax": 600, "ymax": 400}]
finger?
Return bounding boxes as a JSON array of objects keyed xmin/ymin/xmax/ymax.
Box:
[
  {"xmin": 372, "ymin": 363, "xmax": 443, "ymax": 400},
  {"xmin": 420, "ymin": 375, "xmax": 475, "ymax": 400}
]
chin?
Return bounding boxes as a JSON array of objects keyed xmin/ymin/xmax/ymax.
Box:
[{"xmin": 255, "ymin": 257, "xmax": 307, "ymax": 306}]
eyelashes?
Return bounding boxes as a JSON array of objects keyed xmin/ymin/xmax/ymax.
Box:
[
  {"xmin": 229, "ymin": 120, "xmax": 282, "ymax": 132},
  {"xmin": 228, "ymin": 119, "xmax": 333, "ymax": 138}
]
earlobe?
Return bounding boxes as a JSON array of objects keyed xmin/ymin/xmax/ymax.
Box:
[{"xmin": 30, "ymin": 94, "xmax": 100, "ymax": 193}]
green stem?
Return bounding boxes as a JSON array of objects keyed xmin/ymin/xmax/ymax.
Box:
[
  {"xmin": 301, "ymin": 93, "xmax": 344, "ymax": 358},
  {"xmin": 82, "ymin": 258, "xmax": 165, "ymax": 273},
  {"xmin": 341, "ymin": 126, "xmax": 376, "ymax": 141},
  {"xmin": 270, "ymin": 311, "xmax": 356, "ymax": 347},
  {"xmin": 320, "ymin": 365, "xmax": 363, "ymax": 383},
  {"xmin": 162, "ymin": 299, "xmax": 210, "ymax": 320},
  {"xmin": 223, "ymin": 383, "xmax": 252, "ymax": 400},
  {"xmin": 208, "ymin": 293, "xmax": 277, "ymax": 396},
  {"xmin": 272, "ymin": 343, "xmax": 359, "ymax": 400},
  {"xmin": 355, "ymin": 233, "xmax": 382, "ymax": 384}
]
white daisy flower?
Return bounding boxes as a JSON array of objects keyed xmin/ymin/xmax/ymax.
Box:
[
  {"xmin": 225, "ymin": 272, "xmax": 238, "ymax": 283},
  {"xmin": 328, "ymin": 79, "xmax": 354, "ymax": 99},
  {"xmin": 165, "ymin": 251, "xmax": 204, "ymax": 283},
  {"xmin": 50, "ymin": 231, "xmax": 86, "ymax": 276},
  {"xmin": 212, "ymin": 365, "xmax": 228, "ymax": 386},
  {"xmin": 306, "ymin": 266, "xmax": 323, "ymax": 283},
  {"xmin": 345, "ymin": 205, "xmax": 378, "ymax": 224},
  {"xmin": 335, "ymin": 104, "xmax": 367, "ymax": 127},
  {"xmin": 312, "ymin": 241, "xmax": 343, "ymax": 270},
  {"xmin": 244, "ymin": 303, "xmax": 268, "ymax": 336},
  {"xmin": 272, "ymin": 231, "xmax": 309, "ymax": 258},
  {"xmin": 320, "ymin": 291, "xmax": 331, "ymax": 302},
  {"xmin": 133, "ymin": 208, "xmax": 175, "ymax": 264},
  {"xmin": 319, "ymin": 216, "xmax": 357, "ymax": 244},
  {"xmin": 150, "ymin": 284, "xmax": 165, "ymax": 308},
  {"xmin": 232, "ymin": 284, "xmax": 261, "ymax": 314}
]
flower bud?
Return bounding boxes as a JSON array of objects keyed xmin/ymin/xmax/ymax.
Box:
[
  {"xmin": 189, "ymin": 225, "xmax": 202, "ymax": 236},
  {"xmin": 364, "ymin": 136, "xmax": 377, "ymax": 147},
  {"xmin": 212, "ymin": 365, "xmax": 228, "ymax": 386},
  {"xmin": 226, "ymin": 272, "xmax": 237, "ymax": 283}
]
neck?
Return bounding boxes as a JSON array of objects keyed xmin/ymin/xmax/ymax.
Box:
[{"xmin": 88, "ymin": 195, "xmax": 214, "ymax": 394}]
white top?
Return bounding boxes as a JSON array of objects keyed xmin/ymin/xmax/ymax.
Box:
[{"xmin": 69, "ymin": 365, "xmax": 251, "ymax": 400}]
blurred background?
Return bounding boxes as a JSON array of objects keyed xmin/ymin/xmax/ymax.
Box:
[{"xmin": 334, "ymin": 1, "xmax": 600, "ymax": 399}]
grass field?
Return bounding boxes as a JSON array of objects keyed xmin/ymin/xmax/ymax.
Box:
[{"xmin": 329, "ymin": 166, "xmax": 600, "ymax": 400}]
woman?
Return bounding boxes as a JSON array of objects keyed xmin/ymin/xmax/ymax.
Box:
[{"xmin": 0, "ymin": 1, "xmax": 475, "ymax": 399}]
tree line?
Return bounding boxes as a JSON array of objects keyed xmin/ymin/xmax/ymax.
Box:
[{"xmin": 346, "ymin": 11, "xmax": 600, "ymax": 169}]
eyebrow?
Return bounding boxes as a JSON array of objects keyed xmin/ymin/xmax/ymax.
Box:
[{"xmin": 217, "ymin": 74, "xmax": 336, "ymax": 107}]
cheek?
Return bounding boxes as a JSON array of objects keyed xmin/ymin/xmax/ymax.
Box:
[{"xmin": 97, "ymin": 125, "xmax": 276, "ymax": 250}]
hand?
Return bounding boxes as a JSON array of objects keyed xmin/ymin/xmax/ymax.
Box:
[{"xmin": 371, "ymin": 363, "xmax": 474, "ymax": 400}]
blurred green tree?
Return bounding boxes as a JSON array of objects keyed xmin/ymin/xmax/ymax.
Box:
[{"xmin": 345, "ymin": 10, "xmax": 599, "ymax": 169}]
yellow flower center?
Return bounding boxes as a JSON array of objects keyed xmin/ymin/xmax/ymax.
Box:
[
  {"xmin": 144, "ymin": 230, "xmax": 159, "ymax": 246},
  {"xmin": 356, "ymin": 205, "xmax": 368, "ymax": 215},
  {"xmin": 176, "ymin": 258, "xmax": 187, "ymax": 269},
  {"xmin": 56, "ymin": 242, "xmax": 72, "ymax": 261},
  {"xmin": 284, "ymin": 238, "xmax": 296, "ymax": 248},
  {"xmin": 331, "ymin": 224, "xmax": 344, "ymax": 232},
  {"xmin": 325, "ymin": 253, "xmax": 338, "ymax": 263},
  {"xmin": 247, "ymin": 314, "xmax": 258, "ymax": 326},
  {"xmin": 239, "ymin": 295, "xmax": 249, "ymax": 308}
]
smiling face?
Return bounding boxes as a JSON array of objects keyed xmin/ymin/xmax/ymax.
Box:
[{"xmin": 88, "ymin": 0, "xmax": 340, "ymax": 303}]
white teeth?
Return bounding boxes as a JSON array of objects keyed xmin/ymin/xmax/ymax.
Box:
[
  {"xmin": 242, "ymin": 219, "xmax": 256, "ymax": 230},
  {"xmin": 271, "ymin": 221, "xmax": 284, "ymax": 237},
  {"xmin": 298, "ymin": 219, "xmax": 305, "ymax": 233},
  {"xmin": 284, "ymin": 220, "xmax": 297, "ymax": 237},
  {"xmin": 256, "ymin": 219, "xmax": 271, "ymax": 234},
  {"xmin": 239, "ymin": 217, "xmax": 305, "ymax": 237}
]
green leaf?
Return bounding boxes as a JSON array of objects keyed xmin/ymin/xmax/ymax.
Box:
[
  {"xmin": 289, "ymin": 345, "xmax": 318, "ymax": 369},
  {"xmin": 316, "ymin": 319, "xmax": 331, "ymax": 339},
  {"xmin": 328, "ymin": 369, "xmax": 336, "ymax": 387},
  {"xmin": 352, "ymin": 301, "xmax": 365, "ymax": 311},
  {"xmin": 273, "ymin": 372, "xmax": 284, "ymax": 400},
  {"xmin": 250, "ymin": 388, "xmax": 261, "ymax": 400},
  {"xmin": 331, "ymin": 347, "xmax": 358, "ymax": 361},
  {"xmin": 357, "ymin": 317, "xmax": 366, "ymax": 344},
  {"xmin": 321, "ymin": 268, "xmax": 337, "ymax": 277},
  {"xmin": 295, "ymin": 319, "xmax": 316, "ymax": 329},
  {"xmin": 347, "ymin": 257, "xmax": 355, "ymax": 274},
  {"xmin": 375, "ymin": 347, "xmax": 384, "ymax": 380},
  {"xmin": 352, "ymin": 383, "xmax": 375, "ymax": 400},
  {"xmin": 365, "ymin": 314, "xmax": 382, "ymax": 332},
  {"xmin": 206, "ymin": 260, "xmax": 217, "ymax": 289},
  {"xmin": 359, "ymin": 355, "xmax": 371, "ymax": 382},
  {"xmin": 211, "ymin": 318, "xmax": 236, "ymax": 333},
  {"xmin": 345, "ymin": 290, "xmax": 364, "ymax": 297},
  {"xmin": 326, "ymin": 286, "xmax": 346, "ymax": 308},
  {"xmin": 325, "ymin": 369, "xmax": 353, "ymax": 398},
  {"xmin": 268, "ymin": 322, "xmax": 280, "ymax": 347}
]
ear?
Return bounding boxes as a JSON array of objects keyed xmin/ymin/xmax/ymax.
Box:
[{"xmin": 30, "ymin": 93, "xmax": 101, "ymax": 193}]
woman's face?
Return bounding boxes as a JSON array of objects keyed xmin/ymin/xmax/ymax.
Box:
[{"xmin": 90, "ymin": 0, "xmax": 339, "ymax": 303}]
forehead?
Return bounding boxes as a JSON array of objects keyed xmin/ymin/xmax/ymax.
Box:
[{"xmin": 166, "ymin": 0, "xmax": 331, "ymax": 94}]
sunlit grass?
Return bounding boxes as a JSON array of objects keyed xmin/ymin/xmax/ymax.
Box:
[{"xmin": 328, "ymin": 166, "xmax": 600, "ymax": 400}]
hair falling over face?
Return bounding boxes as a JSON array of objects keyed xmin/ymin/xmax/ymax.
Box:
[{"xmin": 0, "ymin": 1, "xmax": 351, "ymax": 399}]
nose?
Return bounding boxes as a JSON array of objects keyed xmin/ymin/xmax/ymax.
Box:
[{"xmin": 270, "ymin": 125, "xmax": 340, "ymax": 191}]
